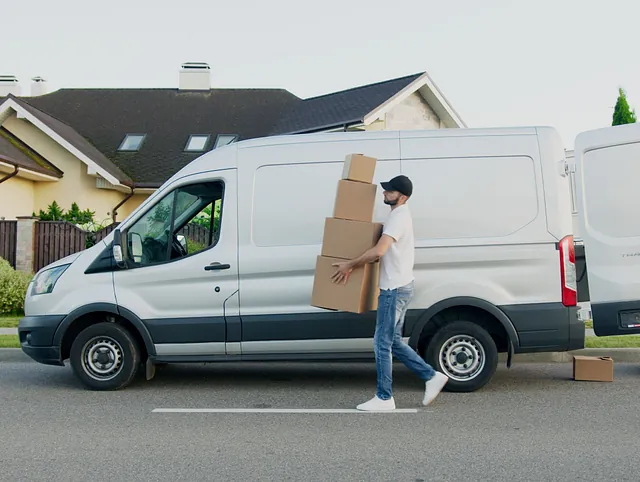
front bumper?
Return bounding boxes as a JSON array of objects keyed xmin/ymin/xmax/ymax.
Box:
[{"xmin": 18, "ymin": 315, "xmax": 65, "ymax": 366}]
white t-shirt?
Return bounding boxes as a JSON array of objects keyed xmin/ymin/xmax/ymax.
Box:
[{"xmin": 379, "ymin": 204, "xmax": 415, "ymax": 290}]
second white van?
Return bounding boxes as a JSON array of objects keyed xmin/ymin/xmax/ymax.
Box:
[{"xmin": 18, "ymin": 126, "xmax": 584, "ymax": 392}]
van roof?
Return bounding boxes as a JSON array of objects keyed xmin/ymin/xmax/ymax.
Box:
[
  {"xmin": 235, "ymin": 126, "xmax": 545, "ymax": 150},
  {"xmin": 177, "ymin": 125, "xmax": 556, "ymax": 178}
]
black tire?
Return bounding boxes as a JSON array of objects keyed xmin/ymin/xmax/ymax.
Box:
[
  {"xmin": 69, "ymin": 322, "xmax": 141, "ymax": 391},
  {"xmin": 424, "ymin": 321, "xmax": 498, "ymax": 393}
]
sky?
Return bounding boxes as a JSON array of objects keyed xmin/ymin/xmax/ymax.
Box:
[{"xmin": 3, "ymin": 0, "xmax": 638, "ymax": 149}]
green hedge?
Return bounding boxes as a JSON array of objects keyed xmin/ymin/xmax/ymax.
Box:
[{"xmin": 0, "ymin": 258, "xmax": 32, "ymax": 315}]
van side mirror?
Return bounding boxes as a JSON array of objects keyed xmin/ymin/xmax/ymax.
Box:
[{"xmin": 112, "ymin": 228, "xmax": 127, "ymax": 269}]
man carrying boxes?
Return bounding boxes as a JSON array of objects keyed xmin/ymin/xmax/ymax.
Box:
[{"xmin": 312, "ymin": 153, "xmax": 448, "ymax": 411}]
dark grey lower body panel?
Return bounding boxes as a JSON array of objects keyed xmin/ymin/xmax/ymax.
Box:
[
  {"xmin": 144, "ymin": 317, "xmax": 226, "ymax": 344},
  {"xmin": 592, "ymin": 301, "xmax": 640, "ymax": 336},
  {"xmin": 499, "ymin": 303, "xmax": 582, "ymax": 353},
  {"xmin": 241, "ymin": 312, "xmax": 379, "ymax": 342}
]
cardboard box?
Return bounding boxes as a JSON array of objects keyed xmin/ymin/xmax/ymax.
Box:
[
  {"xmin": 573, "ymin": 355, "xmax": 614, "ymax": 382},
  {"xmin": 333, "ymin": 180, "xmax": 378, "ymax": 222},
  {"xmin": 321, "ymin": 218, "xmax": 383, "ymax": 260},
  {"xmin": 342, "ymin": 154, "xmax": 377, "ymax": 184},
  {"xmin": 311, "ymin": 255, "xmax": 379, "ymax": 314}
]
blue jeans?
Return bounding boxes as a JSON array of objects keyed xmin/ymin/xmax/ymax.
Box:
[{"xmin": 374, "ymin": 281, "xmax": 436, "ymax": 400}]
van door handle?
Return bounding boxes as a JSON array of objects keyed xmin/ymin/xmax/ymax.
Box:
[{"xmin": 204, "ymin": 262, "xmax": 230, "ymax": 271}]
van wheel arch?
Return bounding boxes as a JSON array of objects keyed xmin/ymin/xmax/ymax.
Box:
[
  {"xmin": 55, "ymin": 303, "xmax": 155, "ymax": 361},
  {"xmin": 409, "ymin": 297, "xmax": 519, "ymax": 355}
]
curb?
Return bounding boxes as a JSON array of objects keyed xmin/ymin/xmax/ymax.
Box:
[
  {"xmin": 2, "ymin": 348, "xmax": 640, "ymax": 364},
  {"xmin": 500, "ymin": 348, "xmax": 640, "ymax": 363}
]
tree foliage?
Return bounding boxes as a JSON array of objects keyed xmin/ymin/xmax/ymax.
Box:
[{"xmin": 612, "ymin": 88, "xmax": 637, "ymax": 126}]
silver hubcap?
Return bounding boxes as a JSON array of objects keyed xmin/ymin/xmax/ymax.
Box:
[
  {"xmin": 438, "ymin": 334, "xmax": 485, "ymax": 382},
  {"xmin": 81, "ymin": 336, "xmax": 124, "ymax": 382}
]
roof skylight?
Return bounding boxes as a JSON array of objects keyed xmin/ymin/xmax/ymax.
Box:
[{"xmin": 118, "ymin": 134, "xmax": 145, "ymax": 151}]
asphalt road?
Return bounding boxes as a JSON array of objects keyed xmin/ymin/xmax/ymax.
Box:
[{"xmin": 1, "ymin": 358, "xmax": 639, "ymax": 481}]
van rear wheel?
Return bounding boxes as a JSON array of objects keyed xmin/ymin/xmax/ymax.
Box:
[
  {"xmin": 424, "ymin": 321, "xmax": 498, "ymax": 393},
  {"xmin": 69, "ymin": 322, "xmax": 141, "ymax": 391}
]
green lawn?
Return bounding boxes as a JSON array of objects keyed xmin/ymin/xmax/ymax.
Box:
[
  {"xmin": 585, "ymin": 320, "xmax": 593, "ymax": 329},
  {"xmin": 0, "ymin": 316, "xmax": 21, "ymax": 328},
  {"xmin": 585, "ymin": 335, "xmax": 640, "ymax": 348},
  {"xmin": 0, "ymin": 335, "xmax": 19, "ymax": 348}
]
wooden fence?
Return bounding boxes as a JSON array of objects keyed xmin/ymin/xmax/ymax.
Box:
[
  {"xmin": 34, "ymin": 222, "xmax": 87, "ymax": 272},
  {"xmin": 178, "ymin": 223, "xmax": 211, "ymax": 246},
  {"xmin": 0, "ymin": 220, "xmax": 17, "ymax": 268},
  {"xmin": 32, "ymin": 221, "xmax": 119, "ymax": 273}
]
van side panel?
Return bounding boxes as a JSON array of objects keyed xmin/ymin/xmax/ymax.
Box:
[
  {"xmin": 534, "ymin": 127, "xmax": 574, "ymax": 241},
  {"xmin": 236, "ymin": 133, "xmax": 401, "ymax": 352},
  {"xmin": 399, "ymin": 131, "xmax": 575, "ymax": 350}
]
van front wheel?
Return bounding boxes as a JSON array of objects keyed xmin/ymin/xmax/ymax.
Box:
[
  {"xmin": 69, "ymin": 322, "xmax": 141, "ymax": 391},
  {"xmin": 424, "ymin": 321, "xmax": 498, "ymax": 393}
]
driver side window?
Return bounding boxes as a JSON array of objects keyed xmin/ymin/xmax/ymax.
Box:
[{"xmin": 126, "ymin": 181, "xmax": 223, "ymax": 267}]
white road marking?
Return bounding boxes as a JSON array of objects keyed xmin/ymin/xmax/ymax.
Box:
[{"xmin": 152, "ymin": 408, "xmax": 420, "ymax": 414}]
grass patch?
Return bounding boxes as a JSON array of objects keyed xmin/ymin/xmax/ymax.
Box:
[
  {"xmin": 0, "ymin": 335, "xmax": 19, "ymax": 348},
  {"xmin": 585, "ymin": 320, "xmax": 593, "ymax": 329},
  {"xmin": 0, "ymin": 316, "xmax": 21, "ymax": 328},
  {"xmin": 585, "ymin": 335, "xmax": 640, "ymax": 348}
]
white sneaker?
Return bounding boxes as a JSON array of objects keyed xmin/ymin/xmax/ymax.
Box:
[
  {"xmin": 356, "ymin": 395, "xmax": 396, "ymax": 411},
  {"xmin": 422, "ymin": 372, "xmax": 449, "ymax": 406}
]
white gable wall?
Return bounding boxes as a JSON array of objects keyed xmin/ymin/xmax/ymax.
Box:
[{"xmin": 383, "ymin": 92, "xmax": 442, "ymax": 130}]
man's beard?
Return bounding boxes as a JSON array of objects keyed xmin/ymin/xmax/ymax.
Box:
[{"xmin": 384, "ymin": 198, "xmax": 398, "ymax": 206}]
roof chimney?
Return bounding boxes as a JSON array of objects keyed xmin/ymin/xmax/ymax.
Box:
[
  {"xmin": 179, "ymin": 62, "xmax": 211, "ymax": 91},
  {"xmin": 0, "ymin": 76, "xmax": 21, "ymax": 96},
  {"xmin": 30, "ymin": 76, "xmax": 48, "ymax": 96}
]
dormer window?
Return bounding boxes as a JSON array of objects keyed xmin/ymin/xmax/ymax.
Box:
[
  {"xmin": 214, "ymin": 134, "xmax": 238, "ymax": 148},
  {"xmin": 118, "ymin": 134, "xmax": 146, "ymax": 151}
]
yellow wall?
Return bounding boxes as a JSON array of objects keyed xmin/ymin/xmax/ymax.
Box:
[
  {"xmin": 0, "ymin": 176, "xmax": 35, "ymax": 219},
  {"xmin": 116, "ymin": 193, "xmax": 150, "ymax": 221},
  {"xmin": 4, "ymin": 116, "xmax": 125, "ymax": 225}
]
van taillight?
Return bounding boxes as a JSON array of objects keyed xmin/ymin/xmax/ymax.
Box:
[{"xmin": 559, "ymin": 235, "xmax": 577, "ymax": 306}]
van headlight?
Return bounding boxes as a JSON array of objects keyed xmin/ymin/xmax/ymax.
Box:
[{"xmin": 31, "ymin": 264, "xmax": 70, "ymax": 296}]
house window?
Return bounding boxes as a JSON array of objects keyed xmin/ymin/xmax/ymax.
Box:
[
  {"xmin": 185, "ymin": 135, "xmax": 210, "ymax": 152},
  {"xmin": 118, "ymin": 134, "xmax": 146, "ymax": 151},
  {"xmin": 214, "ymin": 134, "xmax": 238, "ymax": 149}
]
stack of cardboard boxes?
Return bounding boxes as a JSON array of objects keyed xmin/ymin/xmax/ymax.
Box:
[{"xmin": 311, "ymin": 154, "xmax": 383, "ymax": 314}]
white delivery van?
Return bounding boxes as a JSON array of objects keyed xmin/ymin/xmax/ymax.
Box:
[
  {"xmin": 573, "ymin": 122, "xmax": 640, "ymax": 337},
  {"xmin": 18, "ymin": 126, "xmax": 583, "ymax": 392}
]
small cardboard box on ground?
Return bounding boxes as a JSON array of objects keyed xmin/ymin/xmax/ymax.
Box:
[
  {"xmin": 573, "ymin": 355, "xmax": 614, "ymax": 382},
  {"xmin": 310, "ymin": 153, "xmax": 381, "ymax": 314}
]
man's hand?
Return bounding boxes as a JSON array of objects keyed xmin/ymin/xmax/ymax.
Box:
[{"xmin": 331, "ymin": 261, "xmax": 353, "ymax": 285}]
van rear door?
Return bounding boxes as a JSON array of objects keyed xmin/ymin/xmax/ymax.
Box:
[{"xmin": 574, "ymin": 123, "xmax": 640, "ymax": 336}]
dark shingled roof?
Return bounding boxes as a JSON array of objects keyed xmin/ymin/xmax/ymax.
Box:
[
  {"xmin": 18, "ymin": 88, "xmax": 301, "ymax": 187},
  {"xmin": 270, "ymin": 73, "xmax": 424, "ymax": 135},
  {"xmin": 0, "ymin": 72, "xmax": 427, "ymax": 187},
  {"xmin": 0, "ymin": 127, "xmax": 62, "ymax": 178}
]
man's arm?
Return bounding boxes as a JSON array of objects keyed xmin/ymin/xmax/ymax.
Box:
[{"xmin": 330, "ymin": 234, "xmax": 395, "ymax": 284}]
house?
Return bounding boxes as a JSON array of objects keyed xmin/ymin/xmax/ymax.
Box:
[{"xmin": 0, "ymin": 62, "xmax": 466, "ymax": 224}]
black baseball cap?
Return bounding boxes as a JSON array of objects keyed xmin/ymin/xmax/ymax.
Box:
[{"xmin": 381, "ymin": 175, "xmax": 413, "ymax": 197}]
